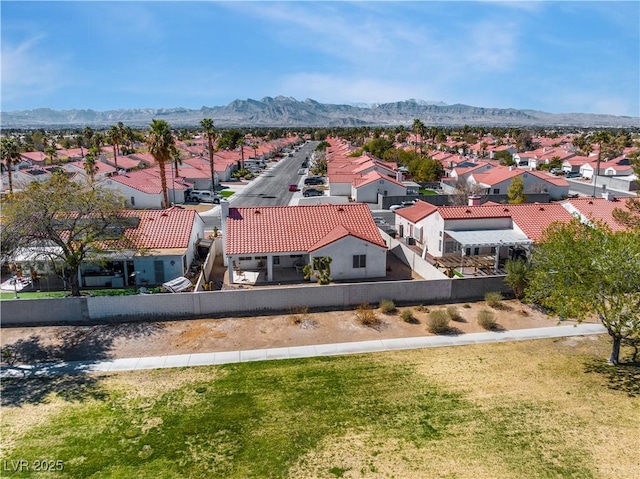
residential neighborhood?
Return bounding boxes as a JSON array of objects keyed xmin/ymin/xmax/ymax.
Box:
[{"xmin": 1, "ymin": 1, "xmax": 639, "ymax": 477}]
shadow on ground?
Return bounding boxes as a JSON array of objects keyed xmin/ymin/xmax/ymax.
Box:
[
  {"xmin": 584, "ymin": 356, "xmax": 640, "ymax": 397},
  {"xmin": 1, "ymin": 322, "xmax": 164, "ymax": 406}
]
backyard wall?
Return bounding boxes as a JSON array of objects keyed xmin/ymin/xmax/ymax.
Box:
[{"xmin": 1, "ymin": 275, "xmax": 510, "ymax": 326}]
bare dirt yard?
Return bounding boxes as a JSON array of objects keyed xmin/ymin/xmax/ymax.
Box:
[{"xmin": 0, "ymin": 299, "xmax": 591, "ymax": 365}]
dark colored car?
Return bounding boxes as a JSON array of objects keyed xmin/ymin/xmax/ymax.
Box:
[
  {"xmin": 304, "ymin": 176, "xmax": 324, "ymax": 186},
  {"xmin": 303, "ymin": 188, "xmax": 324, "ymax": 197}
]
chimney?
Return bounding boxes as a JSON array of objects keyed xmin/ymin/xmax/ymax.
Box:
[
  {"xmin": 396, "ymin": 169, "xmax": 403, "ymax": 182},
  {"xmin": 602, "ymin": 191, "xmax": 616, "ymax": 201},
  {"xmin": 468, "ymin": 195, "xmax": 482, "ymax": 206}
]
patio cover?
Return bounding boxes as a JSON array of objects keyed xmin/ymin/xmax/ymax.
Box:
[{"xmin": 445, "ymin": 229, "xmax": 532, "ymax": 248}]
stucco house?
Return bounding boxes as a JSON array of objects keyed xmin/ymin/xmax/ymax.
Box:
[{"xmin": 221, "ymin": 202, "xmax": 387, "ymax": 283}]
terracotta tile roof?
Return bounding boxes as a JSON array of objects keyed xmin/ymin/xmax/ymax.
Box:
[
  {"xmin": 225, "ymin": 204, "xmax": 387, "ymax": 255},
  {"xmin": 107, "ymin": 167, "xmax": 189, "ymax": 194},
  {"xmin": 527, "ymin": 170, "xmax": 569, "ymax": 186},
  {"xmin": 563, "ymin": 197, "xmax": 631, "ymax": 232},
  {"xmin": 395, "ymin": 200, "xmax": 438, "ymax": 222},
  {"xmin": 438, "ymin": 204, "xmax": 514, "ymax": 220},
  {"xmin": 352, "ymin": 171, "xmax": 404, "ymax": 188},
  {"xmin": 509, "ymin": 204, "xmax": 574, "ymax": 241},
  {"xmin": 471, "ymin": 167, "xmax": 523, "ymax": 186},
  {"xmin": 120, "ymin": 207, "xmax": 199, "ymax": 249}
]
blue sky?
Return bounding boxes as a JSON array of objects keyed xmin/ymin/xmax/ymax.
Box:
[{"xmin": 2, "ymin": 1, "xmax": 639, "ymax": 116}]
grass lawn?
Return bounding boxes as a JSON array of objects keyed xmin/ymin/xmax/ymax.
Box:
[
  {"xmin": 219, "ymin": 190, "xmax": 235, "ymax": 198},
  {"xmin": 418, "ymin": 189, "xmax": 437, "ymax": 195},
  {"xmin": 1, "ymin": 336, "xmax": 638, "ymax": 478}
]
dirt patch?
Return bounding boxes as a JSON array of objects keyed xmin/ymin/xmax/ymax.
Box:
[{"xmin": 0, "ymin": 300, "xmax": 589, "ymax": 364}]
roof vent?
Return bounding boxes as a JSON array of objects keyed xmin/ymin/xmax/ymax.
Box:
[
  {"xmin": 254, "ymin": 210, "xmax": 261, "ymax": 214},
  {"xmin": 503, "ymin": 208, "xmax": 509, "ymax": 212},
  {"xmin": 465, "ymin": 209, "xmax": 471, "ymax": 213},
  {"xmin": 337, "ymin": 207, "xmax": 345, "ymax": 212},
  {"xmin": 161, "ymin": 212, "xmax": 168, "ymax": 217},
  {"xmin": 588, "ymin": 200, "xmax": 593, "ymax": 204},
  {"xmin": 539, "ymin": 206, "xmax": 545, "ymax": 211}
]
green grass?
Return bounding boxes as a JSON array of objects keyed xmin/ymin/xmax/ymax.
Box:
[
  {"xmin": 419, "ymin": 188, "xmax": 437, "ymax": 195},
  {"xmin": 2, "ymin": 336, "xmax": 638, "ymax": 478},
  {"xmin": 219, "ymin": 190, "xmax": 235, "ymax": 198},
  {"xmin": 0, "ymin": 288, "xmax": 162, "ymax": 300}
]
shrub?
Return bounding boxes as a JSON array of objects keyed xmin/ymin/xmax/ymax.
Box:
[
  {"xmin": 446, "ymin": 306, "xmax": 463, "ymax": 322},
  {"xmin": 400, "ymin": 309, "xmax": 415, "ymax": 323},
  {"xmin": 414, "ymin": 304, "xmax": 428, "ymax": 312},
  {"xmin": 290, "ymin": 306, "xmax": 309, "ymax": 325},
  {"xmin": 485, "ymin": 292, "xmax": 503, "ymax": 309},
  {"xmin": 427, "ymin": 310, "xmax": 450, "ymax": 334},
  {"xmin": 356, "ymin": 302, "xmax": 380, "ymax": 326},
  {"xmin": 477, "ymin": 309, "xmax": 497, "ymax": 330},
  {"xmin": 379, "ymin": 299, "xmax": 397, "ymax": 314},
  {"xmin": 463, "ymin": 303, "xmax": 472, "ymax": 309}
]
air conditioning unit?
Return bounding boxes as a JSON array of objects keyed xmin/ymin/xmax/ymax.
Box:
[{"xmin": 406, "ymin": 237, "xmax": 415, "ymax": 245}]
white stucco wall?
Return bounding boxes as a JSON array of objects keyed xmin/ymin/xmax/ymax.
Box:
[
  {"xmin": 353, "ymin": 179, "xmax": 406, "ymax": 203},
  {"xmin": 102, "ymin": 179, "xmax": 163, "ymax": 209},
  {"xmin": 313, "ymin": 235, "xmax": 387, "ymax": 280},
  {"xmin": 329, "ymin": 181, "xmax": 352, "ymax": 196}
]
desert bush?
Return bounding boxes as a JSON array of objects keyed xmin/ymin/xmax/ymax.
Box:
[
  {"xmin": 427, "ymin": 310, "xmax": 450, "ymax": 334},
  {"xmin": 463, "ymin": 303, "xmax": 472, "ymax": 309},
  {"xmin": 379, "ymin": 299, "xmax": 397, "ymax": 314},
  {"xmin": 485, "ymin": 292, "xmax": 503, "ymax": 309},
  {"xmin": 400, "ymin": 309, "xmax": 415, "ymax": 323},
  {"xmin": 290, "ymin": 306, "xmax": 309, "ymax": 325},
  {"xmin": 519, "ymin": 309, "xmax": 530, "ymax": 317},
  {"xmin": 446, "ymin": 306, "xmax": 464, "ymax": 322},
  {"xmin": 414, "ymin": 304, "xmax": 428, "ymax": 312},
  {"xmin": 356, "ymin": 302, "xmax": 379, "ymax": 326},
  {"xmin": 477, "ymin": 309, "xmax": 497, "ymax": 330}
]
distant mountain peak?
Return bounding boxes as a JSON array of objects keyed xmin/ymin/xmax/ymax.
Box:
[{"xmin": 2, "ymin": 97, "xmax": 638, "ymax": 128}]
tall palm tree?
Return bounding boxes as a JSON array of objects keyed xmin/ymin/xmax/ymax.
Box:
[
  {"xmin": 147, "ymin": 119, "xmax": 174, "ymax": 208},
  {"xmin": 1, "ymin": 138, "xmax": 21, "ymax": 194},
  {"xmin": 200, "ymin": 118, "xmax": 217, "ymax": 192},
  {"xmin": 44, "ymin": 139, "xmax": 57, "ymax": 165},
  {"xmin": 590, "ymin": 131, "xmax": 611, "ymax": 197},
  {"xmin": 412, "ymin": 118, "xmax": 426, "ymax": 156},
  {"xmin": 106, "ymin": 125, "xmax": 122, "ymax": 172},
  {"xmin": 251, "ymin": 142, "xmax": 259, "ymax": 160},
  {"xmin": 84, "ymin": 149, "xmax": 98, "ymax": 184},
  {"xmin": 75, "ymin": 134, "xmax": 85, "ymax": 157}
]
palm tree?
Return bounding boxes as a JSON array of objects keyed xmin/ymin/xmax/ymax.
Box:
[
  {"xmin": 106, "ymin": 125, "xmax": 122, "ymax": 172},
  {"xmin": 75, "ymin": 135, "xmax": 85, "ymax": 157},
  {"xmin": 412, "ymin": 118, "xmax": 426, "ymax": 156},
  {"xmin": 147, "ymin": 119, "xmax": 174, "ymax": 208},
  {"xmin": 1, "ymin": 138, "xmax": 21, "ymax": 194},
  {"xmin": 590, "ymin": 131, "xmax": 611, "ymax": 197},
  {"xmin": 44, "ymin": 140, "xmax": 57, "ymax": 165},
  {"xmin": 84, "ymin": 149, "xmax": 98, "ymax": 184},
  {"xmin": 251, "ymin": 142, "xmax": 259, "ymax": 160},
  {"xmin": 200, "ymin": 118, "xmax": 217, "ymax": 192}
]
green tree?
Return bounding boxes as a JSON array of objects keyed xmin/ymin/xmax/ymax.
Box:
[
  {"xmin": 217, "ymin": 129, "xmax": 243, "ymax": 151},
  {"xmin": 1, "ymin": 138, "xmax": 21, "ymax": 194},
  {"xmin": 507, "ymin": 176, "xmax": 526, "ymax": 204},
  {"xmin": 613, "ymin": 152, "xmax": 640, "ymax": 230},
  {"xmin": 412, "ymin": 118, "xmax": 426, "ymax": 156},
  {"xmin": 494, "ymin": 150, "xmax": 514, "ymax": 166},
  {"xmin": 362, "ymin": 137, "xmax": 394, "ymax": 159},
  {"xmin": 504, "ymin": 258, "xmax": 529, "ymax": 299},
  {"xmin": 589, "ymin": 130, "xmax": 611, "ymax": 197},
  {"xmin": 3, "ymin": 173, "xmax": 131, "ymax": 296},
  {"xmin": 83, "ymin": 148, "xmax": 99, "ymax": 184},
  {"xmin": 147, "ymin": 119, "xmax": 175, "ymax": 208},
  {"xmin": 200, "ymin": 118, "xmax": 217, "ymax": 191},
  {"xmin": 525, "ymin": 219, "xmax": 640, "ymax": 364},
  {"xmin": 106, "ymin": 124, "xmax": 123, "ymax": 171}
]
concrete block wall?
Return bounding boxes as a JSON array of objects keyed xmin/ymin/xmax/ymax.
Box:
[{"xmin": 2, "ymin": 277, "xmax": 508, "ymax": 325}]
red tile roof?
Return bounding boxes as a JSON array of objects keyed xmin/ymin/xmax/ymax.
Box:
[
  {"xmin": 225, "ymin": 204, "xmax": 386, "ymax": 255},
  {"xmin": 122, "ymin": 207, "xmax": 199, "ymax": 249},
  {"xmin": 395, "ymin": 200, "xmax": 438, "ymax": 222},
  {"xmin": 563, "ymin": 197, "xmax": 631, "ymax": 232}
]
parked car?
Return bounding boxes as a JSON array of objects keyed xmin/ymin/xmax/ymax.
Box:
[
  {"xmin": 303, "ymin": 188, "xmax": 324, "ymax": 197},
  {"xmin": 566, "ymin": 172, "xmax": 581, "ymax": 178},
  {"xmin": 186, "ymin": 190, "xmax": 222, "ymax": 204},
  {"xmin": 304, "ymin": 176, "xmax": 324, "ymax": 186},
  {"xmin": 288, "ymin": 184, "xmax": 299, "ymax": 192},
  {"xmin": 550, "ymin": 168, "xmax": 565, "ymax": 175}
]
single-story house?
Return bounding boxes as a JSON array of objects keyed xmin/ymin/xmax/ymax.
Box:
[{"xmin": 222, "ymin": 202, "xmax": 387, "ymax": 283}]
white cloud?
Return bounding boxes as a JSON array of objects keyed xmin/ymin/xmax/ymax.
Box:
[{"xmin": 1, "ymin": 36, "xmax": 68, "ymax": 109}]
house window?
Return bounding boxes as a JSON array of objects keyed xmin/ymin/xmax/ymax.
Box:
[
  {"xmin": 438, "ymin": 240, "xmax": 442, "ymax": 252},
  {"xmin": 130, "ymin": 196, "xmax": 135, "ymax": 206},
  {"xmin": 353, "ymin": 254, "xmax": 366, "ymax": 268},
  {"xmin": 493, "ymin": 188, "xmax": 500, "ymax": 194},
  {"xmin": 445, "ymin": 241, "xmax": 455, "ymax": 253},
  {"xmin": 273, "ymin": 256, "xmax": 280, "ymax": 265},
  {"xmin": 289, "ymin": 254, "xmax": 303, "ymax": 258},
  {"xmin": 239, "ymin": 257, "xmax": 252, "ymax": 261},
  {"xmin": 474, "ymin": 247, "xmax": 479, "ymax": 255}
]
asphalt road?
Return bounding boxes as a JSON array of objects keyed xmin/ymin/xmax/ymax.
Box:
[
  {"xmin": 200, "ymin": 141, "xmax": 318, "ymax": 229},
  {"xmin": 566, "ymin": 177, "xmax": 635, "ymax": 198},
  {"xmin": 231, "ymin": 141, "xmax": 318, "ymax": 207}
]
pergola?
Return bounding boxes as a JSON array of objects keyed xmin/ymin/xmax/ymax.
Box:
[{"xmin": 438, "ymin": 229, "xmax": 533, "ymax": 276}]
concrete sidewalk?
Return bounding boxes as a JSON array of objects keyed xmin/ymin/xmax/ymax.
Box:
[{"xmin": 0, "ymin": 323, "xmax": 606, "ymax": 378}]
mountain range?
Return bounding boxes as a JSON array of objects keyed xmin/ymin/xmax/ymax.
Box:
[{"xmin": 2, "ymin": 96, "xmax": 638, "ymax": 129}]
